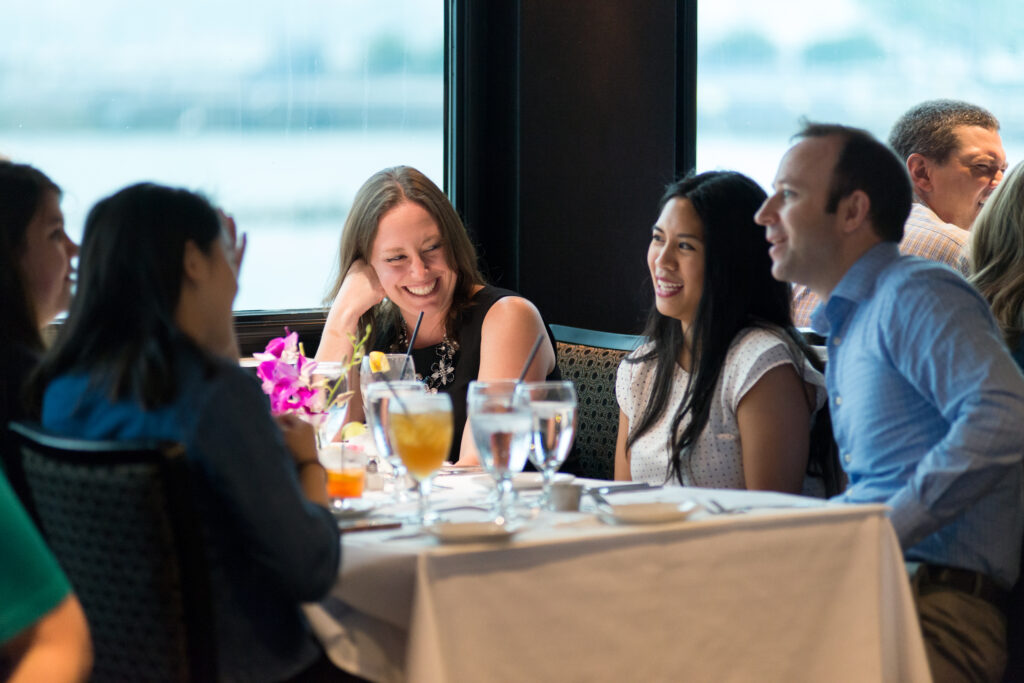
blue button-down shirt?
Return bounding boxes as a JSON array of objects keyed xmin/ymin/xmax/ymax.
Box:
[{"xmin": 811, "ymin": 242, "xmax": 1024, "ymax": 588}]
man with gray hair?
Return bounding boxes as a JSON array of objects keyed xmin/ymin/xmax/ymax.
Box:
[{"xmin": 791, "ymin": 100, "xmax": 1007, "ymax": 326}]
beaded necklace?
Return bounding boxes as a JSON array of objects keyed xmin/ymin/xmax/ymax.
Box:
[{"xmin": 398, "ymin": 320, "xmax": 459, "ymax": 392}]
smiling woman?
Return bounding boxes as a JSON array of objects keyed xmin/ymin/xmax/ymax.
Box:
[
  {"xmin": 0, "ymin": 162, "xmax": 78, "ymax": 434},
  {"xmin": 317, "ymin": 166, "xmax": 560, "ymax": 464},
  {"xmin": 614, "ymin": 171, "xmax": 841, "ymax": 497}
]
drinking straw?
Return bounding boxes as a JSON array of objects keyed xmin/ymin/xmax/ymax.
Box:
[
  {"xmin": 401, "ymin": 311, "xmax": 424, "ymax": 378},
  {"xmin": 517, "ymin": 334, "xmax": 545, "ymax": 384},
  {"xmin": 375, "ymin": 312, "xmax": 425, "ymax": 415}
]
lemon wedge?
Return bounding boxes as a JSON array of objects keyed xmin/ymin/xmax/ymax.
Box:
[
  {"xmin": 368, "ymin": 351, "xmax": 390, "ymax": 374},
  {"xmin": 340, "ymin": 422, "xmax": 368, "ymax": 440}
]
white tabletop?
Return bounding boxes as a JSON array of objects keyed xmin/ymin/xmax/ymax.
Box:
[{"xmin": 305, "ymin": 475, "xmax": 931, "ymax": 683}]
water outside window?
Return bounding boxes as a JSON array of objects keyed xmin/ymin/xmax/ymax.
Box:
[
  {"xmin": 1, "ymin": 1, "xmax": 444, "ymax": 311},
  {"xmin": 696, "ymin": 0, "xmax": 1024, "ymax": 190}
]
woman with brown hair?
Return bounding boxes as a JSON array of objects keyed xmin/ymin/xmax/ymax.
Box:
[{"xmin": 318, "ymin": 166, "xmax": 558, "ymax": 464}]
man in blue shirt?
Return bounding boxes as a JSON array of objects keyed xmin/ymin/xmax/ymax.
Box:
[{"xmin": 755, "ymin": 122, "xmax": 1024, "ymax": 683}]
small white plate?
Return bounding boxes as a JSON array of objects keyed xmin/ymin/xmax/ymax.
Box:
[
  {"xmin": 600, "ymin": 501, "xmax": 699, "ymax": 525},
  {"xmin": 512, "ymin": 472, "xmax": 575, "ymax": 490},
  {"xmin": 468, "ymin": 472, "xmax": 575, "ymax": 491},
  {"xmin": 427, "ymin": 520, "xmax": 521, "ymax": 544},
  {"xmin": 330, "ymin": 499, "xmax": 376, "ymax": 521}
]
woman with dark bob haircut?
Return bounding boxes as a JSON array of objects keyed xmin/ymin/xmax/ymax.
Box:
[
  {"xmin": 615, "ymin": 171, "xmax": 841, "ymax": 496},
  {"xmin": 34, "ymin": 183, "xmax": 343, "ymax": 682},
  {"xmin": 318, "ymin": 166, "xmax": 559, "ymax": 464}
]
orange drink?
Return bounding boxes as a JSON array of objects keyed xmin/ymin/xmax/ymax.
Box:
[
  {"xmin": 389, "ymin": 411, "xmax": 453, "ymax": 481},
  {"xmin": 318, "ymin": 443, "xmax": 366, "ymax": 500},
  {"xmin": 326, "ymin": 468, "xmax": 365, "ymax": 498}
]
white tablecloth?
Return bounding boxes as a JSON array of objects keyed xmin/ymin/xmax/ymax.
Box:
[{"xmin": 306, "ymin": 481, "xmax": 931, "ymax": 683}]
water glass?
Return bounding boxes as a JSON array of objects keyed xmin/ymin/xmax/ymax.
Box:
[
  {"xmin": 360, "ymin": 353, "xmax": 417, "ymax": 413},
  {"xmin": 312, "ymin": 361, "xmax": 350, "ymax": 448},
  {"xmin": 467, "ymin": 380, "xmax": 532, "ymax": 520},
  {"xmin": 364, "ymin": 380, "xmax": 426, "ymax": 503},
  {"xmin": 386, "ymin": 392, "xmax": 453, "ymax": 526},
  {"xmin": 514, "ymin": 381, "xmax": 577, "ymax": 509}
]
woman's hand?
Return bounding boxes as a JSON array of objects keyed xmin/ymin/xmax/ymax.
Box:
[
  {"xmin": 274, "ymin": 413, "xmax": 318, "ymax": 466},
  {"xmin": 317, "ymin": 258, "xmax": 386, "ymax": 361},
  {"xmin": 338, "ymin": 258, "xmax": 386, "ymax": 318},
  {"xmin": 274, "ymin": 414, "xmax": 329, "ymax": 506},
  {"xmin": 219, "ymin": 210, "xmax": 246, "ymax": 278}
]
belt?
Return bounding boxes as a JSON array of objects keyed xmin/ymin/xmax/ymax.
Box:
[{"xmin": 914, "ymin": 563, "xmax": 1009, "ymax": 613}]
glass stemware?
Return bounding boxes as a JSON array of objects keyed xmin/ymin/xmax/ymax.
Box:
[
  {"xmin": 360, "ymin": 353, "xmax": 417, "ymax": 410},
  {"xmin": 364, "ymin": 380, "xmax": 427, "ymax": 503},
  {"xmin": 311, "ymin": 361, "xmax": 350, "ymax": 449},
  {"xmin": 467, "ymin": 380, "xmax": 532, "ymax": 520},
  {"xmin": 514, "ymin": 381, "xmax": 578, "ymax": 509},
  {"xmin": 386, "ymin": 392, "xmax": 453, "ymax": 526}
]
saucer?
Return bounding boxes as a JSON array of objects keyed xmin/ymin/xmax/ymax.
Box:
[
  {"xmin": 599, "ymin": 501, "xmax": 699, "ymax": 525},
  {"xmin": 426, "ymin": 520, "xmax": 521, "ymax": 544},
  {"xmin": 330, "ymin": 499, "xmax": 376, "ymax": 521}
]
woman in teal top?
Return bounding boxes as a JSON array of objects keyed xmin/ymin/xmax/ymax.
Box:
[
  {"xmin": 0, "ymin": 470, "xmax": 92, "ymax": 681},
  {"xmin": 35, "ymin": 183, "xmax": 340, "ymax": 682}
]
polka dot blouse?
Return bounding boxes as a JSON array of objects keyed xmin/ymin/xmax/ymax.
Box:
[{"xmin": 616, "ymin": 326, "xmax": 826, "ymax": 492}]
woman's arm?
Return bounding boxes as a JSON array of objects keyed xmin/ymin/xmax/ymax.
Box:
[
  {"xmin": 735, "ymin": 364, "xmax": 812, "ymax": 494},
  {"xmin": 456, "ymin": 296, "xmax": 557, "ymax": 465},
  {"xmin": 274, "ymin": 413, "xmax": 329, "ymax": 507},
  {"xmin": 614, "ymin": 410, "xmax": 633, "ymax": 480},
  {"xmin": 316, "ymin": 259, "xmax": 385, "ymax": 362},
  {"xmin": 3, "ymin": 595, "xmax": 92, "ymax": 683}
]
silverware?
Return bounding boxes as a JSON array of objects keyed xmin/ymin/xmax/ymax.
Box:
[
  {"xmin": 594, "ymin": 483, "xmax": 662, "ymax": 495},
  {"xmin": 583, "ymin": 487, "xmax": 615, "ymax": 514}
]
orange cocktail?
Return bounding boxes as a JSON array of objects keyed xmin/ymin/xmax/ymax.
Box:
[{"xmin": 326, "ymin": 468, "xmax": 365, "ymax": 498}]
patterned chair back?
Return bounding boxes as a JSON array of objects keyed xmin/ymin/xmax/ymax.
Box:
[
  {"xmin": 550, "ymin": 325, "xmax": 643, "ymax": 480},
  {"xmin": 7, "ymin": 421, "xmax": 216, "ymax": 683}
]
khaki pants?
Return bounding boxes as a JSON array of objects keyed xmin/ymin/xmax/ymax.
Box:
[{"xmin": 909, "ymin": 565, "xmax": 1007, "ymax": 683}]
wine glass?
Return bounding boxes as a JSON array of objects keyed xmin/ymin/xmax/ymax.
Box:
[
  {"xmin": 386, "ymin": 392, "xmax": 453, "ymax": 526},
  {"xmin": 514, "ymin": 381, "xmax": 578, "ymax": 509},
  {"xmin": 360, "ymin": 353, "xmax": 417, "ymax": 412},
  {"xmin": 364, "ymin": 380, "xmax": 427, "ymax": 503},
  {"xmin": 467, "ymin": 380, "xmax": 532, "ymax": 520},
  {"xmin": 312, "ymin": 361, "xmax": 351, "ymax": 449}
]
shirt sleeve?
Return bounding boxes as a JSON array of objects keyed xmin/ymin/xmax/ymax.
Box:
[
  {"xmin": 191, "ymin": 367, "xmax": 340, "ymax": 602},
  {"xmin": 723, "ymin": 329, "xmax": 800, "ymax": 413},
  {"xmin": 0, "ymin": 471, "xmax": 71, "ymax": 644},
  {"xmin": 616, "ymin": 346, "xmax": 648, "ymax": 422},
  {"xmin": 880, "ymin": 271, "xmax": 1024, "ymax": 548}
]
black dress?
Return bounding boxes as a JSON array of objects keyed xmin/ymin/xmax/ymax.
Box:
[{"xmin": 384, "ymin": 286, "xmax": 560, "ymax": 463}]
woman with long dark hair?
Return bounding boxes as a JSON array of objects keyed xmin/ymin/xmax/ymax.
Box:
[
  {"xmin": 0, "ymin": 160, "xmax": 91, "ymax": 683},
  {"xmin": 615, "ymin": 171, "xmax": 839, "ymax": 496},
  {"xmin": 0, "ymin": 162, "xmax": 78, "ymax": 429},
  {"xmin": 34, "ymin": 183, "xmax": 342, "ymax": 681}
]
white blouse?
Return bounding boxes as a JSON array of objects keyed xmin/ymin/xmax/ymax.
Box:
[{"xmin": 615, "ymin": 327, "xmax": 827, "ymax": 494}]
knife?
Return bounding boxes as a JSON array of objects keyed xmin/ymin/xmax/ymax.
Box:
[{"xmin": 594, "ymin": 483, "xmax": 661, "ymax": 495}]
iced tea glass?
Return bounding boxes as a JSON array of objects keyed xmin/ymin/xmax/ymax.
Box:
[{"xmin": 387, "ymin": 392, "xmax": 453, "ymax": 526}]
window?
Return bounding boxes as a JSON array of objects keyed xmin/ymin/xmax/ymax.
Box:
[
  {"xmin": 2, "ymin": 1, "xmax": 444, "ymax": 311},
  {"xmin": 696, "ymin": 0, "xmax": 1023, "ymax": 190}
]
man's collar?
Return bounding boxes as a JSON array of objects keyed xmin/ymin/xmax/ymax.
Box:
[
  {"xmin": 807, "ymin": 242, "xmax": 900, "ymax": 334},
  {"xmin": 829, "ymin": 241, "xmax": 900, "ymax": 303}
]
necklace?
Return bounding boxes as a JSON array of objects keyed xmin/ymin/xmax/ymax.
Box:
[{"xmin": 397, "ymin": 320, "xmax": 459, "ymax": 392}]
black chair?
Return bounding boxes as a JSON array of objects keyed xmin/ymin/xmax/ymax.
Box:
[
  {"xmin": 7, "ymin": 421, "xmax": 216, "ymax": 683},
  {"xmin": 550, "ymin": 324, "xmax": 643, "ymax": 480}
]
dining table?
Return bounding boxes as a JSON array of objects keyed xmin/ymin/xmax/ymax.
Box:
[{"xmin": 304, "ymin": 470, "xmax": 931, "ymax": 683}]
